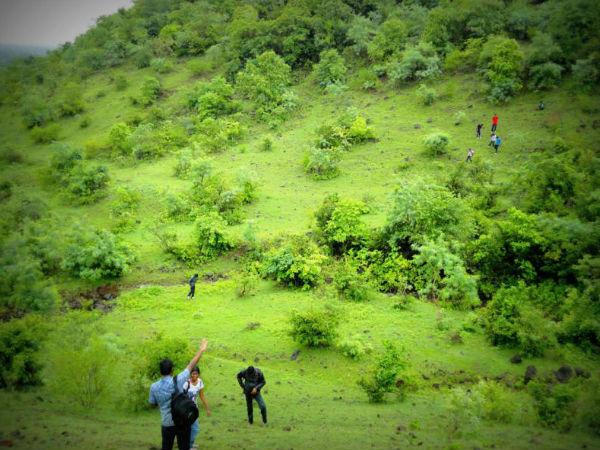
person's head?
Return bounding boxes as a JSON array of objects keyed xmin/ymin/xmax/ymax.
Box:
[
  {"xmin": 159, "ymin": 358, "xmax": 174, "ymax": 376},
  {"xmin": 191, "ymin": 366, "xmax": 200, "ymax": 382},
  {"xmin": 247, "ymin": 365, "xmax": 256, "ymax": 376}
]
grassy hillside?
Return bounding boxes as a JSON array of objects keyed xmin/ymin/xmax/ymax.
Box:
[{"xmin": 1, "ymin": 1, "xmax": 600, "ymax": 449}]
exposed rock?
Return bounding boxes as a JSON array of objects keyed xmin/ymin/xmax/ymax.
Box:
[
  {"xmin": 426, "ymin": 118, "xmax": 433, "ymax": 123},
  {"xmin": 524, "ymin": 365, "xmax": 537, "ymax": 384},
  {"xmin": 554, "ymin": 365, "xmax": 573, "ymax": 383},
  {"xmin": 290, "ymin": 350, "xmax": 300, "ymax": 361},
  {"xmin": 510, "ymin": 354, "xmax": 522, "ymax": 364},
  {"xmin": 575, "ymin": 367, "xmax": 591, "ymax": 378},
  {"xmin": 414, "ymin": 124, "xmax": 422, "ymax": 129}
]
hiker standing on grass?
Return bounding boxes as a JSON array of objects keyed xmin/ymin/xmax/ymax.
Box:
[
  {"xmin": 187, "ymin": 273, "xmax": 199, "ymax": 300},
  {"xmin": 491, "ymin": 113, "xmax": 499, "ymax": 132},
  {"xmin": 237, "ymin": 365, "xmax": 267, "ymax": 425},
  {"xmin": 149, "ymin": 339, "xmax": 208, "ymax": 450},
  {"xmin": 538, "ymin": 100, "xmax": 545, "ymax": 110},
  {"xmin": 183, "ymin": 366, "xmax": 211, "ymax": 450},
  {"xmin": 488, "ymin": 132, "xmax": 497, "ymax": 148},
  {"xmin": 494, "ymin": 136, "xmax": 502, "ymax": 153},
  {"xmin": 476, "ymin": 123, "xmax": 483, "ymax": 139},
  {"xmin": 466, "ymin": 148, "xmax": 475, "ymax": 162}
]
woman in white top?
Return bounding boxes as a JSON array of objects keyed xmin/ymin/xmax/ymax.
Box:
[{"xmin": 184, "ymin": 366, "xmax": 211, "ymax": 450}]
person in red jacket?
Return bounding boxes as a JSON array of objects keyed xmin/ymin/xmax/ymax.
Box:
[{"xmin": 491, "ymin": 113, "xmax": 499, "ymax": 132}]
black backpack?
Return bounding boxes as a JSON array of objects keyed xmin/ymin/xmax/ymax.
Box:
[{"xmin": 170, "ymin": 377, "xmax": 199, "ymax": 428}]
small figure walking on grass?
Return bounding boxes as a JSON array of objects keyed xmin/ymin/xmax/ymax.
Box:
[
  {"xmin": 466, "ymin": 148, "xmax": 475, "ymax": 162},
  {"xmin": 187, "ymin": 273, "xmax": 199, "ymax": 300},
  {"xmin": 491, "ymin": 113, "xmax": 499, "ymax": 132},
  {"xmin": 488, "ymin": 132, "xmax": 497, "ymax": 148},
  {"xmin": 476, "ymin": 123, "xmax": 483, "ymax": 139},
  {"xmin": 494, "ymin": 136, "xmax": 502, "ymax": 153},
  {"xmin": 538, "ymin": 100, "xmax": 545, "ymax": 111}
]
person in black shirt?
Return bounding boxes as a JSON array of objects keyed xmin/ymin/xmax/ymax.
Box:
[
  {"xmin": 476, "ymin": 123, "xmax": 483, "ymax": 139},
  {"xmin": 236, "ymin": 366, "xmax": 267, "ymax": 424},
  {"xmin": 187, "ymin": 274, "xmax": 198, "ymax": 300}
]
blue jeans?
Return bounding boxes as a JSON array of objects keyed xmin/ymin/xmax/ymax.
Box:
[
  {"xmin": 190, "ymin": 419, "xmax": 199, "ymax": 447},
  {"xmin": 245, "ymin": 392, "xmax": 267, "ymax": 424}
]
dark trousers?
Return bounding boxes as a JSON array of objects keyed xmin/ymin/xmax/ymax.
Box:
[
  {"xmin": 491, "ymin": 123, "xmax": 497, "ymax": 132},
  {"xmin": 187, "ymin": 285, "xmax": 195, "ymax": 298},
  {"xmin": 161, "ymin": 425, "xmax": 191, "ymax": 450},
  {"xmin": 245, "ymin": 392, "xmax": 267, "ymax": 424}
]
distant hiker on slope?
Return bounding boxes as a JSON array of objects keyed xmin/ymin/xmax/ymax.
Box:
[
  {"xmin": 488, "ymin": 132, "xmax": 497, "ymax": 148},
  {"xmin": 476, "ymin": 122, "xmax": 483, "ymax": 139},
  {"xmin": 237, "ymin": 365, "xmax": 267, "ymax": 425},
  {"xmin": 149, "ymin": 339, "xmax": 208, "ymax": 450},
  {"xmin": 183, "ymin": 366, "xmax": 211, "ymax": 450},
  {"xmin": 466, "ymin": 148, "xmax": 475, "ymax": 162},
  {"xmin": 491, "ymin": 113, "xmax": 499, "ymax": 132},
  {"xmin": 187, "ymin": 273, "xmax": 199, "ymax": 300},
  {"xmin": 494, "ymin": 136, "xmax": 502, "ymax": 153}
]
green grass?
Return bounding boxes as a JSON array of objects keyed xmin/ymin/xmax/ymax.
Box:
[
  {"xmin": 1, "ymin": 281, "xmax": 599, "ymax": 449},
  {"xmin": 1, "ymin": 56, "xmax": 600, "ymax": 449}
]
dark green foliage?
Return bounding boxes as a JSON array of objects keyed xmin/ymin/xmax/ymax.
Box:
[
  {"xmin": 526, "ymin": 33, "xmax": 564, "ymax": 91},
  {"xmin": 387, "ymin": 42, "xmax": 441, "ymax": 84},
  {"xmin": 108, "ymin": 122, "xmax": 133, "ymax": 157},
  {"xmin": 528, "ymin": 380, "xmax": 577, "ymax": 431},
  {"xmin": 55, "ymin": 82, "xmax": 85, "ymax": 117},
  {"xmin": 263, "ymin": 236, "xmax": 326, "ymax": 290},
  {"xmin": 352, "ymin": 249, "xmax": 413, "ymax": 294},
  {"xmin": 31, "ymin": 124, "xmax": 61, "ymax": 144},
  {"xmin": 481, "ymin": 283, "xmax": 557, "ymax": 357},
  {"xmin": 110, "ymin": 187, "xmax": 141, "ymax": 232},
  {"xmin": 0, "ymin": 239, "xmax": 58, "ymax": 317},
  {"xmin": 61, "ymin": 228, "xmax": 134, "ymax": 281},
  {"xmin": 235, "ymin": 51, "xmax": 296, "ymax": 123},
  {"xmin": 186, "ymin": 76, "xmax": 237, "ymax": 119},
  {"xmin": 0, "ymin": 181, "xmax": 13, "ymax": 202},
  {"xmin": 66, "ymin": 164, "xmax": 110, "ymax": 204},
  {"xmin": 384, "ymin": 181, "xmax": 470, "ymax": 247},
  {"xmin": 423, "ymin": 132, "xmax": 449, "ymax": 155},
  {"xmin": 358, "ymin": 341, "xmax": 406, "ymax": 403},
  {"xmin": 334, "ymin": 258, "xmax": 370, "ymax": 301},
  {"xmin": 367, "ymin": 18, "xmax": 408, "ymax": 62},
  {"xmin": 304, "ymin": 147, "xmax": 341, "ymax": 180},
  {"xmin": 313, "ymin": 49, "xmax": 347, "ymax": 89},
  {"xmin": 126, "ymin": 334, "xmax": 192, "ymax": 411},
  {"xmin": 139, "ymin": 76, "xmax": 162, "ymax": 106},
  {"xmin": 313, "ymin": 194, "xmax": 368, "ymax": 255},
  {"xmin": 572, "ymin": 55, "xmax": 600, "ymax": 90},
  {"xmin": 479, "ymin": 36, "xmax": 524, "ymax": 103},
  {"xmin": 193, "ymin": 212, "xmax": 235, "ymax": 260},
  {"xmin": 289, "ymin": 307, "xmax": 339, "ymax": 348},
  {"xmin": 412, "ymin": 236, "xmax": 479, "ymax": 309},
  {"xmin": 0, "ymin": 148, "xmax": 24, "ymax": 164},
  {"xmin": 0, "ymin": 315, "xmax": 47, "ymax": 389},
  {"xmin": 21, "ymin": 93, "xmax": 54, "ymax": 128}
]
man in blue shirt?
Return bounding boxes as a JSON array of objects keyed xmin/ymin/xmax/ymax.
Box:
[
  {"xmin": 149, "ymin": 339, "xmax": 208, "ymax": 450},
  {"xmin": 494, "ymin": 136, "xmax": 502, "ymax": 153}
]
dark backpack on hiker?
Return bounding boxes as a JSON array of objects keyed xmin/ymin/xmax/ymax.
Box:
[{"xmin": 170, "ymin": 377, "xmax": 199, "ymax": 428}]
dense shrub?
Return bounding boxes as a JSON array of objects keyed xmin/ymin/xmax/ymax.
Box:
[
  {"xmin": 416, "ymin": 84, "xmax": 438, "ymax": 106},
  {"xmin": 193, "ymin": 212, "xmax": 235, "ymax": 260},
  {"xmin": 21, "ymin": 93, "xmax": 54, "ymax": 128},
  {"xmin": 194, "ymin": 117, "xmax": 244, "ymax": 153},
  {"xmin": 367, "ymin": 18, "xmax": 408, "ymax": 62},
  {"xmin": 263, "ymin": 236, "xmax": 326, "ymax": 290},
  {"xmin": 186, "ymin": 76, "xmax": 237, "ymax": 119},
  {"xmin": 479, "ymin": 36, "xmax": 523, "ymax": 103},
  {"xmin": 572, "ymin": 56, "xmax": 600, "ymax": 90},
  {"xmin": 0, "ymin": 239, "xmax": 58, "ymax": 317},
  {"xmin": 334, "ymin": 259, "xmax": 370, "ymax": 302},
  {"xmin": 481, "ymin": 283, "xmax": 557, "ymax": 356},
  {"xmin": 108, "ymin": 122, "xmax": 133, "ymax": 157},
  {"xmin": 49, "ymin": 144, "xmax": 83, "ymax": 183},
  {"xmin": 352, "ymin": 68, "xmax": 381, "ymax": 91},
  {"xmin": 313, "ymin": 49, "xmax": 347, "ymax": 89},
  {"xmin": 384, "ymin": 181, "xmax": 470, "ymax": 249},
  {"xmin": 313, "ymin": 194, "xmax": 368, "ymax": 255},
  {"xmin": 163, "ymin": 192, "xmax": 194, "ymax": 222},
  {"xmin": 150, "ymin": 57, "xmax": 173, "ymax": 73},
  {"xmin": 358, "ymin": 341, "xmax": 406, "ymax": 403},
  {"xmin": 139, "ymin": 76, "xmax": 162, "ymax": 106},
  {"xmin": 66, "ymin": 164, "xmax": 110, "ymax": 204},
  {"xmin": 289, "ymin": 307, "xmax": 339, "ymax": 348},
  {"xmin": 62, "ymin": 228, "xmax": 134, "ymax": 281},
  {"xmin": 55, "ymin": 82, "xmax": 85, "ymax": 117},
  {"xmin": 304, "ymin": 147, "xmax": 341, "ymax": 180},
  {"xmin": 423, "ymin": 132, "xmax": 450, "ymax": 156},
  {"xmin": 31, "ymin": 124, "xmax": 61, "ymax": 144},
  {"xmin": 388, "ymin": 42, "xmax": 441, "ymax": 84},
  {"xmin": 259, "ymin": 137, "xmax": 273, "ymax": 152},
  {"xmin": 0, "ymin": 315, "xmax": 47, "ymax": 389},
  {"xmin": 235, "ymin": 269, "xmax": 260, "ymax": 298},
  {"xmin": 236, "ymin": 51, "xmax": 296, "ymax": 122},
  {"xmin": 353, "ymin": 249, "xmax": 413, "ymax": 294},
  {"xmin": 444, "ymin": 38, "xmax": 484, "ymax": 73},
  {"xmin": 110, "ymin": 187, "xmax": 141, "ymax": 232},
  {"xmin": 412, "ymin": 236, "xmax": 479, "ymax": 309},
  {"xmin": 528, "ymin": 380, "xmax": 577, "ymax": 431},
  {"xmin": 338, "ymin": 335, "xmax": 373, "ymax": 360}
]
